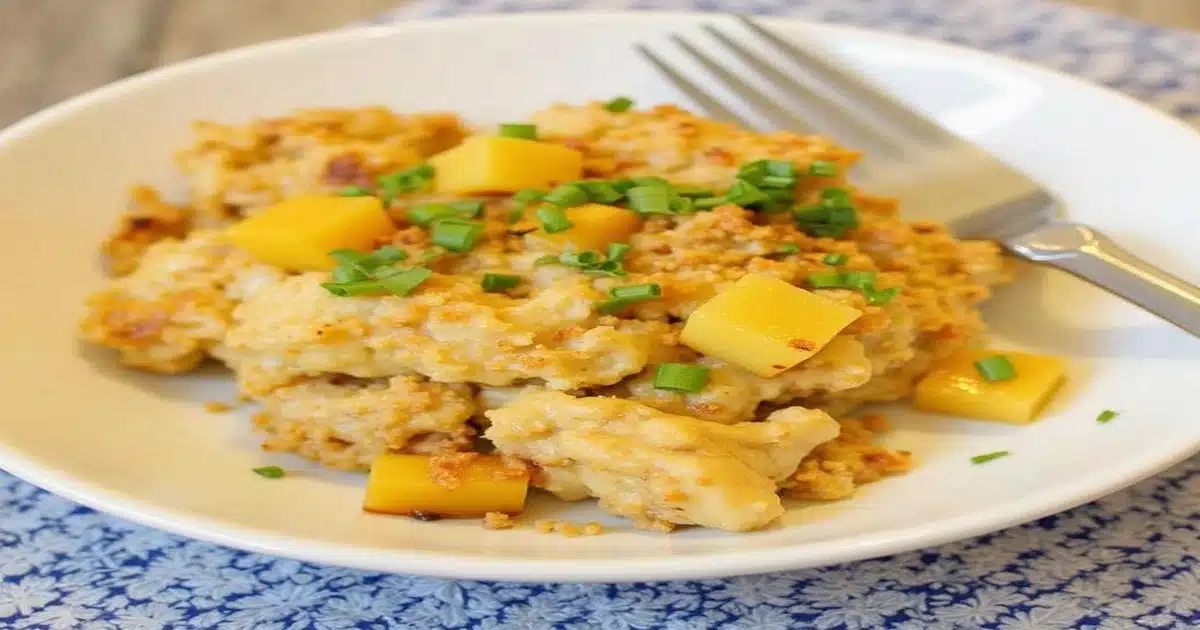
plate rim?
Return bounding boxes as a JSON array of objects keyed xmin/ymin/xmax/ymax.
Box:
[{"xmin": 2, "ymin": 11, "xmax": 1199, "ymax": 583}]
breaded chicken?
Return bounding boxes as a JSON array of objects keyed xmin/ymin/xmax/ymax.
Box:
[
  {"xmin": 217, "ymin": 273, "xmax": 670, "ymax": 396},
  {"xmin": 79, "ymin": 230, "xmax": 283, "ymax": 373},
  {"xmin": 485, "ymin": 391, "xmax": 840, "ymax": 532},
  {"xmin": 255, "ymin": 374, "xmax": 477, "ymax": 471}
]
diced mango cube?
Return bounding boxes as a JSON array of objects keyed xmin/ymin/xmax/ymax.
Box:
[
  {"xmin": 914, "ymin": 350, "xmax": 1067, "ymax": 424},
  {"xmin": 534, "ymin": 203, "xmax": 641, "ymax": 251},
  {"xmin": 680, "ymin": 274, "xmax": 862, "ymax": 378},
  {"xmin": 226, "ymin": 195, "xmax": 394, "ymax": 271},
  {"xmin": 429, "ymin": 136, "xmax": 583, "ymax": 194},
  {"xmin": 363, "ymin": 454, "xmax": 529, "ymax": 518}
]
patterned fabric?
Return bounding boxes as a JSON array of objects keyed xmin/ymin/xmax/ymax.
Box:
[{"xmin": 4, "ymin": 1, "xmax": 1199, "ymax": 628}]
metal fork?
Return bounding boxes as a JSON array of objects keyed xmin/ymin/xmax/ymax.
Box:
[{"xmin": 637, "ymin": 15, "xmax": 1200, "ymax": 338}]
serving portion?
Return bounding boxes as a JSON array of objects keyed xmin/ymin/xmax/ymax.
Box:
[{"xmin": 79, "ymin": 99, "xmax": 1069, "ymax": 533}]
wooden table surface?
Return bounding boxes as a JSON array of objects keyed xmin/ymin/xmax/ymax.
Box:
[{"xmin": 1, "ymin": 0, "xmax": 1197, "ymax": 127}]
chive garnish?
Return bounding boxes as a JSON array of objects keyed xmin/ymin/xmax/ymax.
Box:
[
  {"xmin": 974, "ymin": 355, "xmax": 1017, "ymax": 382},
  {"xmin": 807, "ymin": 160, "xmax": 839, "ymax": 177},
  {"xmin": 970, "ymin": 451, "xmax": 1011, "ymax": 465},
  {"xmin": 537, "ymin": 249, "xmax": 628, "ymax": 277},
  {"xmin": 606, "ymin": 242, "xmax": 631, "ymax": 262},
  {"xmin": 575, "ymin": 180, "xmax": 624, "ymax": 204},
  {"xmin": 1096, "ymin": 409, "xmax": 1119, "ymax": 424},
  {"xmin": 481, "ymin": 273, "xmax": 521, "ymax": 292},
  {"xmin": 431, "ymin": 220, "xmax": 484, "ymax": 253},
  {"xmin": 340, "ymin": 186, "xmax": 372, "ymax": 197},
  {"xmin": 823, "ymin": 253, "xmax": 848, "ymax": 266},
  {"xmin": 807, "ymin": 270, "xmax": 901, "ymax": 305},
  {"xmin": 773, "ymin": 243, "xmax": 800, "ymax": 256},
  {"xmin": 543, "ymin": 184, "xmax": 589, "ymax": 208},
  {"xmin": 653, "ymin": 363, "xmax": 710, "ymax": 393},
  {"xmin": 253, "ymin": 466, "xmax": 285, "ymax": 479},
  {"xmin": 626, "ymin": 186, "xmax": 673, "ymax": 215},
  {"xmin": 376, "ymin": 267, "xmax": 433, "ymax": 296},
  {"xmin": 604, "ymin": 96, "xmax": 635, "ymax": 113},
  {"xmin": 536, "ymin": 205, "xmax": 574, "ymax": 233},
  {"xmin": 499, "ymin": 123, "xmax": 538, "ymax": 140},
  {"xmin": 377, "ymin": 164, "xmax": 434, "ymax": 205}
]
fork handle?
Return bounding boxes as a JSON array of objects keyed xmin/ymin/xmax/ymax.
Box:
[{"xmin": 1008, "ymin": 223, "xmax": 1200, "ymax": 338}]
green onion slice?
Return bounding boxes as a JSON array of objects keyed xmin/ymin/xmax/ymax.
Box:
[
  {"xmin": 626, "ymin": 186, "xmax": 672, "ymax": 215},
  {"xmin": 609, "ymin": 283, "xmax": 661, "ymax": 301},
  {"xmin": 377, "ymin": 164, "xmax": 434, "ymax": 204},
  {"xmin": 808, "ymin": 160, "xmax": 839, "ymax": 177},
  {"xmin": 431, "ymin": 220, "xmax": 484, "ymax": 253},
  {"xmin": 604, "ymin": 96, "xmax": 635, "ymax": 112},
  {"xmin": 340, "ymin": 186, "xmax": 372, "ymax": 197},
  {"xmin": 973, "ymin": 355, "xmax": 1017, "ymax": 382},
  {"xmin": 823, "ymin": 253, "xmax": 848, "ymax": 266},
  {"xmin": 1096, "ymin": 409, "xmax": 1119, "ymax": 424},
  {"xmin": 653, "ymin": 363, "xmax": 710, "ymax": 393},
  {"xmin": 499, "ymin": 123, "xmax": 538, "ymax": 140},
  {"xmin": 253, "ymin": 466, "xmax": 285, "ymax": 479},
  {"xmin": 375, "ymin": 267, "xmax": 432, "ymax": 296},
  {"xmin": 536, "ymin": 205, "xmax": 574, "ymax": 233},
  {"xmin": 481, "ymin": 273, "xmax": 521, "ymax": 292},
  {"xmin": 774, "ymin": 243, "xmax": 800, "ymax": 256},
  {"xmin": 543, "ymin": 184, "xmax": 590, "ymax": 208},
  {"xmin": 606, "ymin": 242, "xmax": 631, "ymax": 262},
  {"xmin": 969, "ymin": 451, "xmax": 1011, "ymax": 465}
]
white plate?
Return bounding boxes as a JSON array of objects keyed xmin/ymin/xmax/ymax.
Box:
[{"xmin": 1, "ymin": 13, "xmax": 1198, "ymax": 583}]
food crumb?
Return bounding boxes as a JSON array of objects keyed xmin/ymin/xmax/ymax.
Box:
[
  {"xmin": 483, "ymin": 512, "xmax": 517, "ymax": 530},
  {"xmin": 534, "ymin": 519, "xmax": 606, "ymax": 536},
  {"xmin": 204, "ymin": 401, "xmax": 231, "ymax": 413}
]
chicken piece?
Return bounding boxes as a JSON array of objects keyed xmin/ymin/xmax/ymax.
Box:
[
  {"xmin": 254, "ymin": 375, "xmax": 477, "ymax": 471},
  {"xmin": 79, "ymin": 230, "xmax": 284, "ymax": 373},
  {"xmin": 176, "ymin": 108, "xmax": 466, "ymax": 220},
  {"xmin": 102, "ymin": 185, "xmax": 193, "ymax": 276},
  {"xmin": 615, "ymin": 336, "xmax": 872, "ymax": 424},
  {"xmin": 217, "ymin": 274, "xmax": 670, "ymax": 396},
  {"xmin": 485, "ymin": 391, "xmax": 840, "ymax": 532}
]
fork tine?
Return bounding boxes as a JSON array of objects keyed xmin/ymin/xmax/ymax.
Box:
[
  {"xmin": 735, "ymin": 15, "xmax": 958, "ymax": 147},
  {"xmin": 634, "ymin": 44, "xmax": 753, "ymax": 128},
  {"xmin": 699, "ymin": 24, "xmax": 906, "ymax": 155},
  {"xmin": 667, "ymin": 35, "xmax": 815, "ymax": 135}
]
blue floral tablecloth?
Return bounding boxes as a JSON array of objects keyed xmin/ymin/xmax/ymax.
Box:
[{"xmin": 4, "ymin": 1, "xmax": 1200, "ymax": 628}]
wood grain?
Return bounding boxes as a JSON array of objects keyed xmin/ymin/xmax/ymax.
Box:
[{"xmin": 0, "ymin": 0, "xmax": 1197, "ymax": 127}]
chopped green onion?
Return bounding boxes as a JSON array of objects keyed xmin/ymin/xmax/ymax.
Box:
[
  {"xmin": 253, "ymin": 466, "xmax": 285, "ymax": 479},
  {"xmin": 609, "ymin": 283, "xmax": 661, "ymax": 301},
  {"xmin": 340, "ymin": 186, "xmax": 372, "ymax": 197},
  {"xmin": 970, "ymin": 451, "xmax": 1011, "ymax": 465},
  {"xmin": 376, "ymin": 267, "xmax": 432, "ymax": 296},
  {"xmin": 321, "ymin": 280, "xmax": 382, "ymax": 297},
  {"xmin": 820, "ymin": 187, "xmax": 853, "ymax": 207},
  {"xmin": 536, "ymin": 205, "xmax": 574, "ymax": 233},
  {"xmin": 414, "ymin": 248, "xmax": 444, "ymax": 266},
  {"xmin": 840, "ymin": 271, "xmax": 877, "ymax": 290},
  {"xmin": 630, "ymin": 176, "xmax": 671, "ymax": 188},
  {"xmin": 974, "ymin": 355, "xmax": 1017, "ymax": 382},
  {"xmin": 561, "ymin": 250, "xmax": 601, "ymax": 267},
  {"xmin": 377, "ymin": 164, "xmax": 435, "ymax": 204},
  {"xmin": 543, "ymin": 184, "xmax": 589, "ymax": 208},
  {"xmin": 596, "ymin": 284, "xmax": 659, "ymax": 314},
  {"xmin": 604, "ymin": 96, "xmax": 635, "ymax": 113},
  {"xmin": 575, "ymin": 180, "xmax": 624, "ymax": 204},
  {"xmin": 693, "ymin": 196, "xmax": 726, "ymax": 210},
  {"xmin": 653, "ymin": 363, "xmax": 710, "ymax": 393},
  {"xmin": 514, "ymin": 189, "xmax": 547, "ymax": 203},
  {"xmin": 332, "ymin": 266, "xmax": 366, "ymax": 283},
  {"xmin": 866, "ymin": 286, "xmax": 901, "ymax": 306},
  {"xmin": 538, "ymin": 250, "xmax": 628, "ymax": 277},
  {"xmin": 507, "ymin": 206, "xmax": 526, "ymax": 223},
  {"xmin": 674, "ymin": 186, "xmax": 715, "ymax": 198},
  {"xmin": 807, "ymin": 271, "xmax": 862, "ymax": 289},
  {"xmin": 431, "ymin": 220, "xmax": 484, "ymax": 252},
  {"xmin": 669, "ymin": 197, "xmax": 695, "ymax": 214},
  {"xmin": 607, "ymin": 242, "xmax": 631, "ymax": 262},
  {"xmin": 499, "ymin": 123, "xmax": 538, "ymax": 140},
  {"xmin": 808, "ymin": 160, "xmax": 839, "ymax": 177},
  {"xmin": 481, "ymin": 273, "xmax": 521, "ymax": 292},
  {"xmin": 611, "ymin": 179, "xmax": 638, "ymax": 193},
  {"xmin": 759, "ymin": 175, "xmax": 797, "ymax": 189},
  {"xmin": 1096, "ymin": 409, "xmax": 1119, "ymax": 424},
  {"xmin": 626, "ymin": 186, "xmax": 672, "ymax": 215},
  {"xmin": 774, "ymin": 243, "xmax": 800, "ymax": 256},
  {"xmin": 448, "ymin": 200, "xmax": 485, "ymax": 218},
  {"xmin": 793, "ymin": 191, "xmax": 860, "ymax": 237},
  {"xmin": 823, "ymin": 253, "xmax": 848, "ymax": 266},
  {"xmin": 724, "ymin": 180, "xmax": 769, "ymax": 207},
  {"xmin": 406, "ymin": 203, "xmax": 464, "ymax": 226}
]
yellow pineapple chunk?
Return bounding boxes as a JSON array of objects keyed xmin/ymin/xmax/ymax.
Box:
[
  {"xmin": 363, "ymin": 454, "xmax": 529, "ymax": 519},
  {"xmin": 914, "ymin": 350, "xmax": 1067, "ymax": 424},
  {"xmin": 429, "ymin": 136, "xmax": 583, "ymax": 194},
  {"xmin": 680, "ymin": 274, "xmax": 862, "ymax": 377},
  {"xmin": 534, "ymin": 203, "xmax": 642, "ymax": 251},
  {"xmin": 225, "ymin": 195, "xmax": 394, "ymax": 271}
]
